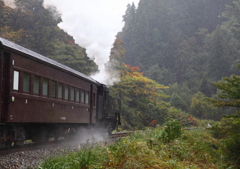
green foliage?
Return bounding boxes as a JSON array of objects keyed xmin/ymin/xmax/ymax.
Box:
[
  {"xmin": 167, "ymin": 107, "xmax": 198, "ymax": 127},
  {"xmin": 165, "ymin": 82, "xmax": 193, "ymax": 109},
  {"xmin": 190, "ymin": 92, "xmax": 218, "ymax": 119},
  {"xmin": 199, "ymin": 77, "xmax": 214, "ymax": 97},
  {"xmin": 38, "ymin": 127, "xmax": 227, "ymax": 168},
  {"xmin": 119, "ymin": 0, "xmax": 236, "ymax": 85},
  {"xmin": 207, "ymin": 64, "xmax": 240, "ymax": 167},
  {"xmin": 207, "ymin": 26, "xmax": 238, "ymax": 80},
  {"xmin": 38, "ymin": 141, "xmax": 105, "ymax": 169},
  {"xmin": 110, "ymin": 64, "xmax": 169, "ymax": 129},
  {"xmin": 160, "ymin": 119, "xmax": 182, "ymax": 144},
  {"xmin": 210, "ymin": 113, "xmax": 240, "ymax": 166},
  {"xmin": 108, "ymin": 40, "xmax": 170, "ymax": 129},
  {"xmin": 222, "ymin": 0, "xmax": 240, "ymax": 40},
  {"xmin": 49, "ymin": 41, "xmax": 97, "ymax": 75},
  {"xmin": 118, "ymin": 0, "xmax": 240, "ymax": 115},
  {"xmin": 169, "ymin": 93, "xmax": 187, "ymax": 111},
  {"xmin": 208, "ymin": 64, "xmax": 240, "ymax": 108}
]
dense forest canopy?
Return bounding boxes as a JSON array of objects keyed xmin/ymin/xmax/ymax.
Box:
[
  {"xmin": 118, "ymin": 0, "xmax": 240, "ymax": 88},
  {"xmin": 113, "ymin": 0, "xmax": 240, "ymax": 124}
]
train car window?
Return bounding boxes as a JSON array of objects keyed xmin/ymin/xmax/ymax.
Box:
[
  {"xmin": 42, "ymin": 78, "xmax": 48, "ymax": 96},
  {"xmin": 85, "ymin": 91, "xmax": 89, "ymax": 104},
  {"xmin": 50, "ymin": 81, "xmax": 56, "ymax": 98},
  {"xmin": 58, "ymin": 83, "xmax": 63, "ymax": 99},
  {"xmin": 33, "ymin": 76, "xmax": 40, "ymax": 94},
  {"xmin": 81, "ymin": 90, "xmax": 85, "ymax": 103},
  {"xmin": 76, "ymin": 88, "xmax": 80, "ymax": 102},
  {"xmin": 64, "ymin": 85, "xmax": 69, "ymax": 100},
  {"xmin": 13, "ymin": 70, "xmax": 19, "ymax": 90},
  {"xmin": 23, "ymin": 72, "xmax": 30, "ymax": 92},
  {"xmin": 70, "ymin": 86, "xmax": 74, "ymax": 101}
]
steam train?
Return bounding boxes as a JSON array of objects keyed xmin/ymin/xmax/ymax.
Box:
[{"xmin": 0, "ymin": 37, "xmax": 120, "ymax": 148}]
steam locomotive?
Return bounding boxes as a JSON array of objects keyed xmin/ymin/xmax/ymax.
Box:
[{"xmin": 0, "ymin": 37, "xmax": 120, "ymax": 148}]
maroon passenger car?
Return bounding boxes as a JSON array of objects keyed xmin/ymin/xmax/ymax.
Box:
[{"xmin": 0, "ymin": 37, "xmax": 120, "ymax": 148}]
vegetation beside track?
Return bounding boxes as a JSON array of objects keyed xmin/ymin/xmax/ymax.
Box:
[{"xmin": 37, "ymin": 119, "xmax": 235, "ymax": 169}]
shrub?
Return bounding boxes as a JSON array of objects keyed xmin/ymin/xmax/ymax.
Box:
[
  {"xmin": 160, "ymin": 119, "xmax": 182, "ymax": 144},
  {"xmin": 210, "ymin": 113, "xmax": 240, "ymax": 166}
]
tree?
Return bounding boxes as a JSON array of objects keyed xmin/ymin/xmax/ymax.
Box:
[
  {"xmin": 110, "ymin": 64, "xmax": 169, "ymax": 129},
  {"xmin": 190, "ymin": 92, "xmax": 218, "ymax": 119},
  {"xmin": 208, "ymin": 64, "xmax": 240, "ymax": 108},
  {"xmin": 169, "ymin": 93, "xmax": 187, "ymax": 111},
  {"xmin": 207, "ymin": 27, "xmax": 238, "ymax": 80},
  {"xmin": 208, "ymin": 65, "xmax": 240, "ymax": 165},
  {"xmin": 222, "ymin": 0, "xmax": 240, "ymax": 40},
  {"xmin": 199, "ymin": 77, "xmax": 213, "ymax": 97},
  {"xmin": 49, "ymin": 41, "xmax": 97, "ymax": 75},
  {"xmin": 108, "ymin": 38, "xmax": 169, "ymax": 129}
]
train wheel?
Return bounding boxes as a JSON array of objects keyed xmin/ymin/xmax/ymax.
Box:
[
  {"xmin": 5, "ymin": 140, "xmax": 12, "ymax": 149},
  {"xmin": 32, "ymin": 127, "xmax": 49, "ymax": 143},
  {"xmin": 54, "ymin": 132, "xmax": 59, "ymax": 141},
  {"xmin": 107, "ymin": 125, "xmax": 114, "ymax": 135}
]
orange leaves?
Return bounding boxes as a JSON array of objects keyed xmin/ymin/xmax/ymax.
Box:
[
  {"xmin": 150, "ymin": 120, "xmax": 158, "ymax": 127},
  {"xmin": 117, "ymin": 63, "xmax": 169, "ymax": 101}
]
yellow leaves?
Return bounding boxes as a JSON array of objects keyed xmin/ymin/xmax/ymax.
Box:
[
  {"xmin": 113, "ymin": 63, "xmax": 169, "ymax": 104},
  {"xmin": 0, "ymin": 26, "xmax": 25, "ymax": 43}
]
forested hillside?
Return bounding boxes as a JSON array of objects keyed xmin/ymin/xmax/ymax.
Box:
[
  {"xmin": 0, "ymin": 0, "xmax": 97, "ymax": 75},
  {"xmin": 119, "ymin": 0, "xmax": 240, "ymax": 90},
  {"xmin": 114, "ymin": 0, "xmax": 240, "ymax": 122}
]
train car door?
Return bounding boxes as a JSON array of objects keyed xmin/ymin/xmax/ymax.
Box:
[{"xmin": 0, "ymin": 51, "xmax": 11, "ymax": 123}]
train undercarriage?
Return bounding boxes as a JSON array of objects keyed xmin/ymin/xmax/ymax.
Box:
[{"xmin": 0, "ymin": 116, "xmax": 119, "ymax": 149}]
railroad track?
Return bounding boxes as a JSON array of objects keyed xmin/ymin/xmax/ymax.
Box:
[
  {"xmin": 0, "ymin": 140, "xmax": 62, "ymax": 157},
  {"xmin": 0, "ymin": 132, "xmax": 133, "ymax": 157},
  {"xmin": 110, "ymin": 131, "xmax": 134, "ymax": 139}
]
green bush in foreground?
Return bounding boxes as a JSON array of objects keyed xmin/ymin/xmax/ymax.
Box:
[
  {"xmin": 37, "ymin": 141, "xmax": 107, "ymax": 169},
  {"xmin": 210, "ymin": 113, "xmax": 240, "ymax": 167},
  {"xmin": 38, "ymin": 124, "xmax": 232, "ymax": 169}
]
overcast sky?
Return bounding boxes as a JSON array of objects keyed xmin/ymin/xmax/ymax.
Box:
[{"xmin": 43, "ymin": 0, "xmax": 140, "ymax": 84}]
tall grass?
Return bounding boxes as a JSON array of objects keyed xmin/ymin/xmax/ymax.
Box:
[
  {"xmin": 37, "ymin": 123, "xmax": 231, "ymax": 169},
  {"xmin": 37, "ymin": 140, "xmax": 107, "ymax": 169}
]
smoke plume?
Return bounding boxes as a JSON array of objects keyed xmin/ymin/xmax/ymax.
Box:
[
  {"xmin": 2, "ymin": 0, "xmax": 140, "ymax": 85},
  {"xmin": 43, "ymin": 0, "xmax": 139, "ymax": 85},
  {"xmin": 2, "ymin": 0, "xmax": 16, "ymax": 8}
]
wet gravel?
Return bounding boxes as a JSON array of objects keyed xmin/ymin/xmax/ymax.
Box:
[
  {"xmin": 0, "ymin": 138, "xmax": 112, "ymax": 169},
  {"xmin": 0, "ymin": 143, "xmax": 81, "ymax": 169}
]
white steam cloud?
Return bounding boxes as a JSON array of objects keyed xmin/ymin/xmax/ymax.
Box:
[
  {"xmin": 2, "ymin": 0, "xmax": 16, "ymax": 8},
  {"xmin": 43, "ymin": 0, "xmax": 139, "ymax": 85}
]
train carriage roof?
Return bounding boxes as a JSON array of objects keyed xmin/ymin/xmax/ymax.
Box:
[{"xmin": 0, "ymin": 37, "xmax": 98, "ymax": 84}]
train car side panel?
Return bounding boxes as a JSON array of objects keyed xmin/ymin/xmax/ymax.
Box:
[
  {"xmin": 0, "ymin": 48, "xmax": 3, "ymax": 123},
  {"xmin": 7, "ymin": 50, "xmax": 97, "ymax": 124},
  {"xmin": 0, "ymin": 51, "xmax": 11, "ymax": 123}
]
